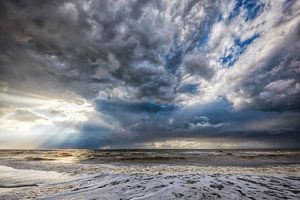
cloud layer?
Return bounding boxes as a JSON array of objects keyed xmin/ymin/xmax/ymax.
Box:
[{"xmin": 0, "ymin": 0, "xmax": 299, "ymax": 148}]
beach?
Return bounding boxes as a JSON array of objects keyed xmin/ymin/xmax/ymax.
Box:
[{"xmin": 0, "ymin": 149, "xmax": 299, "ymax": 199}]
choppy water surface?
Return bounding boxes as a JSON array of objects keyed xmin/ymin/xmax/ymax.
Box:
[
  {"xmin": 1, "ymin": 149, "xmax": 300, "ymax": 199},
  {"xmin": 1, "ymin": 149, "xmax": 300, "ymax": 167}
]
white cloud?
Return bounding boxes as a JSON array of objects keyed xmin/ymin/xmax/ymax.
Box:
[{"xmin": 179, "ymin": 0, "xmax": 300, "ymax": 109}]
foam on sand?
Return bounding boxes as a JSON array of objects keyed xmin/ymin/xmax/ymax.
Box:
[
  {"xmin": 0, "ymin": 165, "xmax": 71, "ymax": 193},
  {"xmin": 0, "ymin": 150, "xmax": 299, "ymax": 199}
]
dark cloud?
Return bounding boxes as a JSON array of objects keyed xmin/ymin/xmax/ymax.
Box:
[
  {"xmin": 53, "ymin": 99, "xmax": 300, "ymax": 148},
  {"xmin": 0, "ymin": 0, "xmax": 175, "ymax": 101},
  {"xmin": 237, "ymin": 27, "xmax": 300, "ymax": 111},
  {"xmin": 0, "ymin": 0, "xmax": 299, "ymax": 148},
  {"xmin": 183, "ymin": 54, "xmax": 214, "ymax": 80}
]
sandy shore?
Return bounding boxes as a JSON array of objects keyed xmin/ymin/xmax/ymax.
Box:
[{"xmin": 0, "ymin": 150, "xmax": 299, "ymax": 199}]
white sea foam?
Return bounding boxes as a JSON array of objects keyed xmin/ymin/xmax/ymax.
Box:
[{"xmin": 0, "ymin": 150, "xmax": 299, "ymax": 199}]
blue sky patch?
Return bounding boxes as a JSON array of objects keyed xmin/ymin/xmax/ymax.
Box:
[
  {"xmin": 229, "ymin": 0, "xmax": 265, "ymax": 22},
  {"xmin": 220, "ymin": 33, "xmax": 260, "ymax": 67}
]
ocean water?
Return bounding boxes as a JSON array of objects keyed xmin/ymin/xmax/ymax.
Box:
[
  {"xmin": 1, "ymin": 149, "xmax": 300, "ymax": 199},
  {"xmin": 1, "ymin": 149, "xmax": 299, "ymax": 167}
]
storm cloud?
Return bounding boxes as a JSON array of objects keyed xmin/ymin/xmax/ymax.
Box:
[{"xmin": 0, "ymin": 0, "xmax": 299, "ymax": 149}]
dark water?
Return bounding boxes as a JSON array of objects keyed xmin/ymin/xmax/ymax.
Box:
[{"xmin": 1, "ymin": 149, "xmax": 300, "ymax": 167}]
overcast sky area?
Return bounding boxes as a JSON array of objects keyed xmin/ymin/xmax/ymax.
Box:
[{"xmin": 0, "ymin": 0, "xmax": 300, "ymax": 149}]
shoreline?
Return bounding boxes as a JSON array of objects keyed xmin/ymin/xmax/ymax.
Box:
[{"xmin": 0, "ymin": 150, "xmax": 300, "ymax": 199}]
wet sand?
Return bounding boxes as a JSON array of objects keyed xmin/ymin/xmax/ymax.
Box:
[{"xmin": 0, "ymin": 149, "xmax": 299, "ymax": 199}]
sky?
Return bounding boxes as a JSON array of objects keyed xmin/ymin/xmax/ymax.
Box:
[{"xmin": 0, "ymin": 0, "xmax": 300, "ymax": 149}]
